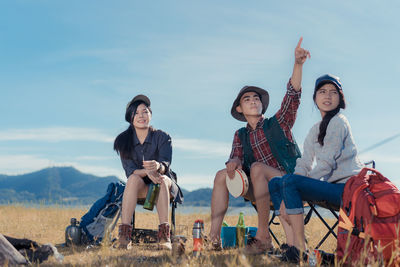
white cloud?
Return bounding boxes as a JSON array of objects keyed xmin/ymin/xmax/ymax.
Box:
[
  {"xmin": 0, "ymin": 155, "xmax": 50, "ymax": 175},
  {"xmin": 174, "ymin": 138, "xmax": 230, "ymax": 157},
  {"xmin": 0, "ymin": 128, "xmax": 230, "ymax": 158},
  {"xmin": 0, "ymin": 127, "xmax": 114, "ymax": 143},
  {"xmin": 75, "ymin": 156, "xmax": 114, "ymax": 161}
]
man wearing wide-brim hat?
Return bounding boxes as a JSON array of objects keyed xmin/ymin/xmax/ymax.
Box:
[{"xmin": 209, "ymin": 38, "xmax": 310, "ymax": 254}]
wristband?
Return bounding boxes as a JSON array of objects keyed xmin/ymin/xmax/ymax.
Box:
[{"xmin": 157, "ymin": 163, "xmax": 162, "ymax": 173}]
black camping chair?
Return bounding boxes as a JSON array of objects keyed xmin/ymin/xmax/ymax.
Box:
[
  {"xmin": 130, "ymin": 171, "xmax": 182, "ymax": 244},
  {"xmin": 304, "ymin": 160, "xmax": 376, "ymax": 249},
  {"xmin": 250, "ymin": 201, "xmax": 282, "ymax": 246},
  {"xmin": 130, "ymin": 197, "xmax": 177, "ymax": 243}
]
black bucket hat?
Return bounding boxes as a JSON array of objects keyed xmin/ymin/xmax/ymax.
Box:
[
  {"xmin": 231, "ymin": 86, "xmax": 269, "ymax": 122},
  {"xmin": 315, "ymin": 74, "xmax": 342, "ymax": 92},
  {"xmin": 125, "ymin": 94, "xmax": 151, "ymax": 123}
]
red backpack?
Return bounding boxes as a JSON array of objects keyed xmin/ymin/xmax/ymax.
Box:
[{"xmin": 337, "ymin": 168, "xmax": 400, "ymax": 265}]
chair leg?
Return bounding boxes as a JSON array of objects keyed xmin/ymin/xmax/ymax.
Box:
[
  {"xmin": 268, "ymin": 213, "xmax": 281, "ymax": 246},
  {"xmin": 308, "ymin": 204, "xmax": 338, "ymax": 249},
  {"xmin": 171, "ymin": 202, "xmax": 176, "ymax": 236},
  {"xmin": 131, "ymin": 211, "xmax": 135, "ymax": 229}
]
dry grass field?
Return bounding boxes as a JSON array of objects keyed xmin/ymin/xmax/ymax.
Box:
[{"xmin": 0, "ymin": 205, "xmax": 395, "ymax": 266}]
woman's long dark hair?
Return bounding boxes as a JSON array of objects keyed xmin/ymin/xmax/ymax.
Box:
[
  {"xmin": 114, "ymin": 100, "xmax": 152, "ymax": 159},
  {"xmin": 313, "ymin": 82, "xmax": 346, "ymax": 146}
]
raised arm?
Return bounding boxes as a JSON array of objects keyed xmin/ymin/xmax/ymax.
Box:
[{"xmin": 290, "ymin": 37, "xmax": 310, "ymax": 91}]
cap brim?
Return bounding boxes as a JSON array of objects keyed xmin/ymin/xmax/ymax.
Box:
[
  {"xmin": 231, "ymin": 86, "xmax": 269, "ymax": 122},
  {"xmin": 127, "ymin": 94, "xmax": 151, "ymax": 109},
  {"xmin": 315, "ymin": 75, "xmax": 342, "ymax": 91}
]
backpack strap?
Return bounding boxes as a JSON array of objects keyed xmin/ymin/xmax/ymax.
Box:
[
  {"xmin": 238, "ymin": 127, "xmax": 255, "ymax": 175},
  {"xmin": 338, "ymin": 183, "xmax": 369, "ymax": 239},
  {"xmin": 338, "ymin": 208, "xmax": 366, "ymax": 239},
  {"xmin": 263, "ymin": 115, "xmax": 301, "ymax": 174}
]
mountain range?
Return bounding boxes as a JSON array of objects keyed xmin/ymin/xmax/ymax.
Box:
[{"xmin": 0, "ymin": 167, "xmax": 249, "ymax": 207}]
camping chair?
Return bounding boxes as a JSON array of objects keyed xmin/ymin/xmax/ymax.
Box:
[
  {"xmin": 130, "ymin": 197, "xmax": 177, "ymax": 243},
  {"xmin": 250, "ymin": 201, "xmax": 282, "ymax": 246},
  {"xmin": 304, "ymin": 160, "xmax": 376, "ymax": 249},
  {"xmin": 130, "ymin": 171, "xmax": 182, "ymax": 244}
]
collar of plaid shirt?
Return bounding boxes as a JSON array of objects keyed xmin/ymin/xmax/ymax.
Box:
[{"xmin": 246, "ymin": 116, "xmax": 265, "ymax": 131}]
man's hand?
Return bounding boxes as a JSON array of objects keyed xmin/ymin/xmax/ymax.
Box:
[
  {"xmin": 294, "ymin": 37, "xmax": 310, "ymax": 65},
  {"xmin": 143, "ymin": 160, "xmax": 160, "ymax": 172},
  {"xmin": 226, "ymin": 158, "xmax": 242, "ymax": 179}
]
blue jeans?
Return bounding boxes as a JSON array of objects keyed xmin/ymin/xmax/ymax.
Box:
[{"xmin": 268, "ymin": 174, "xmax": 345, "ymax": 215}]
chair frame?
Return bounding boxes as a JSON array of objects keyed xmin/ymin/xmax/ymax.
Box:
[
  {"xmin": 130, "ymin": 198, "xmax": 177, "ymax": 243},
  {"xmin": 304, "ymin": 160, "xmax": 376, "ymax": 249},
  {"xmin": 269, "ymin": 160, "xmax": 375, "ymax": 248}
]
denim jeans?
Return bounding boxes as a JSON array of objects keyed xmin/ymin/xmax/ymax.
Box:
[{"xmin": 268, "ymin": 174, "xmax": 345, "ymax": 215}]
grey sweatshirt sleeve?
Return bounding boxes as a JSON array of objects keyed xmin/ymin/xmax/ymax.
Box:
[
  {"xmin": 308, "ymin": 116, "xmax": 348, "ymax": 180},
  {"xmin": 294, "ymin": 124, "xmax": 316, "ymax": 176}
]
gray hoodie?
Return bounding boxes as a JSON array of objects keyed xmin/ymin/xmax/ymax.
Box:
[{"xmin": 294, "ymin": 113, "xmax": 364, "ymax": 183}]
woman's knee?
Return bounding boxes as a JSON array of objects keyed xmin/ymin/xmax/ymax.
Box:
[
  {"xmin": 282, "ymin": 174, "xmax": 297, "ymax": 188},
  {"xmin": 126, "ymin": 174, "xmax": 144, "ymax": 188},
  {"xmin": 268, "ymin": 177, "xmax": 281, "ymax": 194},
  {"xmin": 160, "ymin": 176, "xmax": 172, "ymax": 189}
]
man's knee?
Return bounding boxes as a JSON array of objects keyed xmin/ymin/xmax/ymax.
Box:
[
  {"xmin": 250, "ymin": 162, "xmax": 268, "ymax": 183},
  {"xmin": 213, "ymin": 169, "xmax": 227, "ymax": 187}
]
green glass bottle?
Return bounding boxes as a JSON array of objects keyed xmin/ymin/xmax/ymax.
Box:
[
  {"xmin": 143, "ymin": 183, "xmax": 160, "ymax": 211},
  {"xmin": 236, "ymin": 212, "xmax": 246, "ymax": 248}
]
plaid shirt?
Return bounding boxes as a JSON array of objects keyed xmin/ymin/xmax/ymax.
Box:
[{"xmin": 228, "ymin": 79, "xmax": 301, "ymax": 172}]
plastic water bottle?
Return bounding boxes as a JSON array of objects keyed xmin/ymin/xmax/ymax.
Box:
[
  {"xmin": 308, "ymin": 249, "xmax": 330, "ymax": 266},
  {"xmin": 65, "ymin": 218, "xmax": 81, "ymax": 246},
  {"xmin": 236, "ymin": 212, "xmax": 246, "ymax": 248},
  {"xmin": 143, "ymin": 183, "xmax": 160, "ymax": 210},
  {"xmin": 192, "ymin": 220, "xmax": 204, "ymax": 256}
]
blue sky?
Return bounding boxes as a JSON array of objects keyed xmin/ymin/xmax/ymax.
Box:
[{"xmin": 1, "ymin": 1, "xmax": 399, "ymax": 190}]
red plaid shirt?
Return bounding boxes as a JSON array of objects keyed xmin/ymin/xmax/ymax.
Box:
[{"xmin": 228, "ymin": 79, "xmax": 301, "ymax": 172}]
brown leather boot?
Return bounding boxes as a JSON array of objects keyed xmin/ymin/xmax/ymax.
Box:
[
  {"xmin": 158, "ymin": 223, "xmax": 172, "ymax": 250},
  {"xmin": 118, "ymin": 224, "xmax": 132, "ymax": 249}
]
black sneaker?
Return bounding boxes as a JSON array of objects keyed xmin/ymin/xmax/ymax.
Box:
[
  {"xmin": 281, "ymin": 246, "xmax": 308, "ymax": 263},
  {"xmin": 279, "ymin": 243, "xmax": 290, "ymax": 252}
]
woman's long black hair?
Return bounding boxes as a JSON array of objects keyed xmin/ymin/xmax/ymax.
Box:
[
  {"xmin": 113, "ymin": 100, "xmax": 152, "ymax": 159},
  {"xmin": 313, "ymin": 82, "xmax": 346, "ymax": 146}
]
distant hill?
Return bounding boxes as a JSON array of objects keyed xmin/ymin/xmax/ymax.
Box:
[
  {"xmin": 0, "ymin": 167, "xmax": 118, "ymax": 204},
  {"xmin": 0, "ymin": 167, "xmax": 254, "ymax": 207}
]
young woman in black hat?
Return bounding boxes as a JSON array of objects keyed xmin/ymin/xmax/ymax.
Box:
[
  {"xmin": 114, "ymin": 94, "xmax": 182, "ymax": 250},
  {"xmin": 269, "ymin": 75, "xmax": 364, "ymax": 263}
]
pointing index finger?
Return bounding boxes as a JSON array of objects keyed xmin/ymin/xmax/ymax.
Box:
[{"xmin": 296, "ymin": 37, "xmax": 303, "ymax": 48}]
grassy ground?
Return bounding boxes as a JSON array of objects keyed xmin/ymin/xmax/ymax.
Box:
[{"xmin": 0, "ymin": 205, "xmax": 392, "ymax": 266}]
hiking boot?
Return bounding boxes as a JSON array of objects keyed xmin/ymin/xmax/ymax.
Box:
[
  {"xmin": 203, "ymin": 234, "xmax": 222, "ymax": 251},
  {"xmin": 281, "ymin": 245, "xmax": 308, "ymax": 263},
  {"xmin": 244, "ymin": 237, "xmax": 272, "ymax": 255},
  {"xmin": 277, "ymin": 243, "xmax": 290, "ymax": 254},
  {"xmin": 158, "ymin": 223, "xmax": 172, "ymax": 250},
  {"xmin": 118, "ymin": 224, "xmax": 132, "ymax": 249},
  {"xmin": 209, "ymin": 237, "xmax": 222, "ymax": 251}
]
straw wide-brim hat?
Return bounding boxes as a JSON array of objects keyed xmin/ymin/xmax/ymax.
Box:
[{"xmin": 231, "ymin": 86, "xmax": 269, "ymax": 122}]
